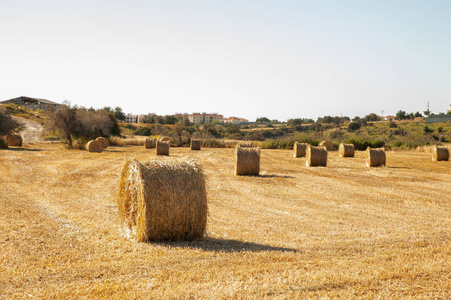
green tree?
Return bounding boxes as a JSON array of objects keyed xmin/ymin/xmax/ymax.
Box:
[
  {"xmin": 114, "ymin": 107, "xmax": 126, "ymax": 121},
  {"xmin": 256, "ymin": 117, "xmax": 271, "ymax": 123},
  {"xmin": 52, "ymin": 103, "xmax": 79, "ymax": 148},
  {"xmin": 396, "ymin": 110, "xmax": 407, "ymax": 120}
]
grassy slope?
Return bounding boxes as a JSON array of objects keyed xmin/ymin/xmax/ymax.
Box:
[{"xmin": 1, "ymin": 144, "xmax": 450, "ymax": 298}]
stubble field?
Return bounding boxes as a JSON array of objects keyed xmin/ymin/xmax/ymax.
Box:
[{"xmin": 1, "ymin": 143, "xmax": 450, "ymax": 299}]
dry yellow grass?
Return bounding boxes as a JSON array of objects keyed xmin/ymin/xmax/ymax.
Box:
[{"xmin": 1, "ymin": 144, "xmax": 451, "ymax": 298}]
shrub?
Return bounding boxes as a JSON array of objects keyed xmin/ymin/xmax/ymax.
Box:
[
  {"xmin": 348, "ymin": 122, "xmax": 361, "ymax": 131},
  {"xmin": 133, "ymin": 126, "xmax": 152, "ymax": 136},
  {"xmin": 423, "ymin": 126, "xmax": 433, "ymax": 133},
  {"xmin": 311, "ymin": 140, "xmax": 320, "ymax": 147},
  {"xmin": 0, "ymin": 138, "xmax": 8, "ymax": 149}
]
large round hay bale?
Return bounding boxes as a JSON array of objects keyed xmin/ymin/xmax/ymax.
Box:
[
  {"xmin": 159, "ymin": 136, "xmax": 171, "ymax": 143},
  {"xmin": 145, "ymin": 138, "xmax": 156, "ymax": 149},
  {"xmin": 156, "ymin": 141, "xmax": 170, "ymax": 156},
  {"xmin": 85, "ymin": 140, "xmax": 103, "ymax": 153},
  {"xmin": 366, "ymin": 148, "xmax": 386, "ymax": 167},
  {"xmin": 339, "ymin": 143, "xmax": 355, "ymax": 157},
  {"xmin": 235, "ymin": 145, "xmax": 260, "ymax": 176},
  {"xmin": 306, "ymin": 145, "xmax": 327, "ymax": 167},
  {"xmin": 432, "ymin": 146, "xmax": 449, "ymax": 161},
  {"xmin": 190, "ymin": 139, "xmax": 201, "ymax": 150},
  {"xmin": 95, "ymin": 137, "xmax": 109, "ymax": 149},
  {"xmin": 293, "ymin": 142, "xmax": 307, "ymax": 158},
  {"xmin": 318, "ymin": 140, "xmax": 333, "ymax": 151},
  {"xmin": 5, "ymin": 134, "xmax": 22, "ymax": 146},
  {"xmin": 118, "ymin": 158, "xmax": 207, "ymax": 242}
]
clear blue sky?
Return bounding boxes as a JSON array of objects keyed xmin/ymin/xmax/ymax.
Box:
[{"xmin": 1, "ymin": 0, "xmax": 450, "ymax": 121}]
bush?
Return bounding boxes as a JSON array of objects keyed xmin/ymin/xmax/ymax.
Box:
[
  {"xmin": 423, "ymin": 126, "xmax": 433, "ymax": 133},
  {"xmin": 133, "ymin": 126, "xmax": 152, "ymax": 136},
  {"xmin": 311, "ymin": 140, "xmax": 320, "ymax": 146},
  {"xmin": 347, "ymin": 139, "xmax": 385, "ymax": 150},
  {"xmin": 0, "ymin": 138, "xmax": 8, "ymax": 149},
  {"xmin": 348, "ymin": 122, "xmax": 361, "ymax": 131}
]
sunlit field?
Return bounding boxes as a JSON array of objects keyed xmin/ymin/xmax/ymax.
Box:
[{"xmin": 1, "ymin": 143, "xmax": 450, "ymax": 299}]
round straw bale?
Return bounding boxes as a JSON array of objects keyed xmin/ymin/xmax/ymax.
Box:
[
  {"xmin": 432, "ymin": 146, "xmax": 449, "ymax": 161},
  {"xmin": 306, "ymin": 145, "xmax": 327, "ymax": 167},
  {"xmin": 339, "ymin": 143, "xmax": 355, "ymax": 157},
  {"xmin": 145, "ymin": 138, "xmax": 156, "ymax": 149},
  {"xmin": 235, "ymin": 145, "xmax": 260, "ymax": 176},
  {"xmin": 159, "ymin": 136, "xmax": 171, "ymax": 143},
  {"xmin": 190, "ymin": 139, "xmax": 201, "ymax": 151},
  {"xmin": 95, "ymin": 137, "xmax": 109, "ymax": 148},
  {"xmin": 293, "ymin": 142, "xmax": 308, "ymax": 158},
  {"xmin": 118, "ymin": 158, "xmax": 207, "ymax": 242},
  {"xmin": 156, "ymin": 141, "xmax": 170, "ymax": 156},
  {"xmin": 5, "ymin": 133, "xmax": 22, "ymax": 146},
  {"xmin": 318, "ymin": 140, "xmax": 333, "ymax": 151},
  {"xmin": 366, "ymin": 148, "xmax": 386, "ymax": 167},
  {"xmin": 85, "ymin": 140, "xmax": 103, "ymax": 153}
]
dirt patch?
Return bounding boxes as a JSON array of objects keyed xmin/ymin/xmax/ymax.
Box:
[{"xmin": 12, "ymin": 116, "xmax": 45, "ymax": 143}]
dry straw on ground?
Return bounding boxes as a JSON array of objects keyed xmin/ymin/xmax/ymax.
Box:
[
  {"xmin": 85, "ymin": 140, "xmax": 103, "ymax": 153},
  {"xmin": 95, "ymin": 137, "xmax": 109, "ymax": 149},
  {"xmin": 235, "ymin": 145, "xmax": 260, "ymax": 176},
  {"xmin": 339, "ymin": 143, "xmax": 355, "ymax": 157},
  {"xmin": 306, "ymin": 145, "xmax": 327, "ymax": 167},
  {"xmin": 366, "ymin": 148, "xmax": 386, "ymax": 167},
  {"xmin": 5, "ymin": 133, "xmax": 22, "ymax": 146},
  {"xmin": 190, "ymin": 139, "xmax": 201, "ymax": 151},
  {"xmin": 319, "ymin": 140, "xmax": 333, "ymax": 151},
  {"xmin": 118, "ymin": 158, "xmax": 207, "ymax": 242},
  {"xmin": 156, "ymin": 141, "xmax": 170, "ymax": 156},
  {"xmin": 293, "ymin": 142, "xmax": 307, "ymax": 158},
  {"xmin": 145, "ymin": 138, "xmax": 156, "ymax": 149},
  {"xmin": 432, "ymin": 146, "xmax": 449, "ymax": 161}
]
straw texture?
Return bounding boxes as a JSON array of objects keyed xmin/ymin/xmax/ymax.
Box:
[
  {"xmin": 190, "ymin": 139, "xmax": 201, "ymax": 150},
  {"xmin": 319, "ymin": 140, "xmax": 333, "ymax": 151},
  {"xmin": 85, "ymin": 140, "xmax": 103, "ymax": 153},
  {"xmin": 293, "ymin": 142, "xmax": 308, "ymax": 158},
  {"xmin": 235, "ymin": 145, "xmax": 260, "ymax": 176},
  {"xmin": 339, "ymin": 143, "xmax": 355, "ymax": 157},
  {"xmin": 156, "ymin": 141, "xmax": 170, "ymax": 156},
  {"xmin": 95, "ymin": 137, "xmax": 109, "ymax": 149},
  {"xmin": 118, "ymin": 158, "xmax": 208, "ymax": 242},
  {"xmin": 5, "ymin": 134, "xmax": 22, "ymax": 146},
  {"xmin": 366, "ymin": 148, "xmax": 386, "ymax": 167},
  {"xmin": 306, "ymin": 145, "xmax": 327, "ymax": 167},
  {"xmin": 145, "ymin": 138, "xmax": 156, "ymax": 149},
  {"xmin": 432, "ymin": 146, "xmax": 449, "ymax": 161}
]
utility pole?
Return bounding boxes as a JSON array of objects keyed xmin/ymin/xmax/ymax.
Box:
[{"xmin": 381, "ymin": 110, "xmax": 384, "ymax": 118}]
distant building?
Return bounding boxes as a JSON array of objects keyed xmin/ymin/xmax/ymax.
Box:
[
  {"xmin": 0, "ymin": 96, "xmax": 62, "ymax": 111},
  {"xmin": 124, "ymin": 114, "xmax": 138, "ymax": 123},
  {"xmin": 382, "ymin": 115, "xmax": 396, "ymax": 121},
  {"xmin": 425, "ymin": 114, "xmax": 451, "ymax": 123},
  {"xmin": 221, "ymin": 116, "xmax": 249, "ymax": 125},
  {"xmin": 185, "ymin": 112, "xmax": 224, "ymax": 124}
]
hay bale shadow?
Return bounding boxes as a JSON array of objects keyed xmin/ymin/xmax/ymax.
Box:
[
  {"xmin": 260, "ymin": 174, "xmax": 295, "ymax": 179},
  {"xmin": 153, "ymin": 237, "xmax": 298, "ymax": 253}
]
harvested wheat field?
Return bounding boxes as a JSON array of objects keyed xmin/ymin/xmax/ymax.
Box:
[{"xmin": 1, "ymin": 143, "xmax": 451, "ymax": 299}]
